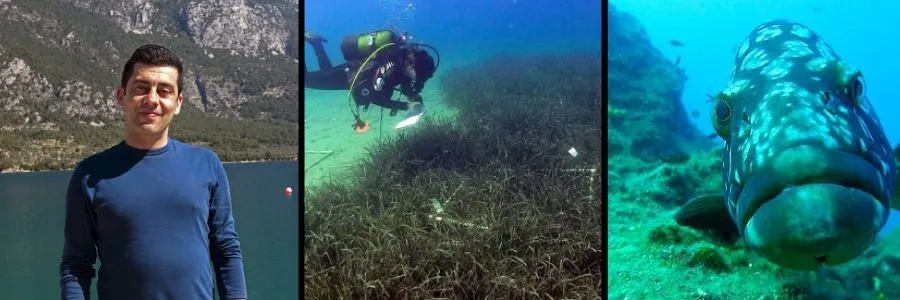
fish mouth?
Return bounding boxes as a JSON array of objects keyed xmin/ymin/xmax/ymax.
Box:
[
  {"xmin": 734, "ymin": 145, "xmax": 888, "ymax": 269},
  {"xmin": 736, "ymin": 145, "xmax": 888, "ymax": 230},
  {"xmin": 743, "ymin": 182, "xmax": 883, "ymax": 270}
]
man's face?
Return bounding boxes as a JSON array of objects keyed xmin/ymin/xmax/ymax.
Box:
[{"xmin": 116, "ymin": 63, "xmax": 183, "ymax": 137}]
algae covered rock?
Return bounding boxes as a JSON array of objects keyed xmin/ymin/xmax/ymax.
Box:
[
  {"xmin": 607, "ymin": 4, "xmax": 711, "ymax": 163},
  {"xmin": 686, "ymin": 244, "xmax": 730, "ymax": 273},
  {"xmin": 616, "ymin": 149, "xmax": 720, "ymax": 210},
  {"xmin": 647, "ymin": 223, "xmax": 702, "ymax": 245}
]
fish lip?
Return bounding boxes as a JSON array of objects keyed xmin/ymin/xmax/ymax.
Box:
[
  {"xmin": 734, "ymin": 145, "xmax": 888, "ymax": 235},
  {"xmin": 742, "ymin": 184, "xmax": 883, "ymax": 270}
]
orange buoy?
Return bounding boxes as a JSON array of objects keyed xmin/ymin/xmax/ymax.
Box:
[{"xmin": 284, "ymin": 186, "xmax": 293, "ymax": 197}]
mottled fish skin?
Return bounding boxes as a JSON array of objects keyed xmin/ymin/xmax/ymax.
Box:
[{"xmin": 716, "ymin": 19, "xmax": 894, "ymax": 269}]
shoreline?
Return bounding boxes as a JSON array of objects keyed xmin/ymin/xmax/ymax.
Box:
[{"xmin": 0, "ymin": 157, "xmax": 299, "ymax": 175}]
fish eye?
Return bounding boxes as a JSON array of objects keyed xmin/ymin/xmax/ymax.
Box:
[
  {"xmin": 852, "ymin": 77, "xmax": 865, "ymax": 99},
  {"xmin": 715, "ymin": 100, "xmax": 732, "ymax": 122},
  {"xmin": 712, "ymin": 95, "xmax": 733, "ymax": 139},
  {"xmin": 845, "ymin": 71, "xmax": 865, "ymax": 106}
]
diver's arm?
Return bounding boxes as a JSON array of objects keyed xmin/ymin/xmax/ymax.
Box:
[
  {"xmin": 406, "ymin": 92, "xmax": 423, "ymax": 103},
  {"xmin": 399, "ymin": 81, "xmax": 422, "ymax": 103}
]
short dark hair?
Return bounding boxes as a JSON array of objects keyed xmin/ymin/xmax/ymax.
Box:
[
  {"xmin": 412, "ymin": 48, "xmax": 435, "ymax": 80},
  {"xmin": 120, "ymin": 44, "xmax": 184, "ymax": 94}
]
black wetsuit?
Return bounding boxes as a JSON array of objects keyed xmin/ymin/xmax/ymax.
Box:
[{"xmin": 304, "ymin": 36, "xmax": 420, "ymax": 114}]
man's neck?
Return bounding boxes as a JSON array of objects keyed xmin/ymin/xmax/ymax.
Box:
[{"xmin": 125, "ymin": 131, "xmax": 170, "ymax": 150}]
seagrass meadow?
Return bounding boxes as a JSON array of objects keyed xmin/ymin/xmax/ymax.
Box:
[{"xmin": 303, "ymin": 52, "xmax": 602, "ymax": 298}]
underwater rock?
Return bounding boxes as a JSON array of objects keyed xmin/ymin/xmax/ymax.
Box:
[
  {"xmin": 647, "ymin": 223, "xmax": 702, "ymax": 245},
  {"xmin": 686, "ymin": 245, "xmax": 730, "ymax": 273},
  {"xmin": 607, "ymin": 4, "xmax": 711, "ymax": 164},
  {"xmin": 618, "ymin": 151, "xmax": 720, "ymax": 209}
]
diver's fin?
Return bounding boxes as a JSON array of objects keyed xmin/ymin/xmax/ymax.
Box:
[
  {"xmin": 304, "ymin": 31, "xmax": 328, "ymax": 43},
  {"xmin": 674, "ymin": 194, "xmax": 739, "ymax": 240}
]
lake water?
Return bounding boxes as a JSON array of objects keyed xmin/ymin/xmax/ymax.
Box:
[{"xmin": 0, "ymin": 161, "xmax": 299, "ymax": 299}]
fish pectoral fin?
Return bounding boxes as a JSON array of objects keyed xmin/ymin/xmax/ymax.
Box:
[
  {"xmin": 674, "ymin": 194, "xmax": 739, "ymax": 239},
  {"xmin": 893, "ymin": 181, "xmax": 900, "ymax": 211},
  {"xmin": 894, "ymin": 150, "xmax": 900, "ymax": 210},
  {"xmin": 674, "ymin": 194, "xmax": 726, "ymax": 227}
]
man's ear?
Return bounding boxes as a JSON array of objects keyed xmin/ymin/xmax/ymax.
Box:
[
  {"xmin": 174, "ymin": 94, "xmax": 184, "ymax": 115},
  {"xmin": 115, "ymin": 87, "xmax": 125, "ymax": 106}
]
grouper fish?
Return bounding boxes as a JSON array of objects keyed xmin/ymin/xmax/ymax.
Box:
[{"xmin": 674, "ymin": 19, "xmax": 897, "ymax": 271}]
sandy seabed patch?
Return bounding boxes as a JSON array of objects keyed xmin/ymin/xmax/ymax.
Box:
[{"xmin": 303, "ymin": 83, "xmax": 457, "ymax": 188}]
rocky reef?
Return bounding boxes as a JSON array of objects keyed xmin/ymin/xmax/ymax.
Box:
[{"xmin": 607, "ymin": 4, "xmax": 709, "ymax": 165}]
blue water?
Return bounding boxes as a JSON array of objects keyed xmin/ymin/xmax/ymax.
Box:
[
  {"xmin": 611, "ymin": 0, "xmax": 900, "ymax": 235},
  {"xmin": 0, "ymin": 161, "xmax": 299, "ymax": 299},
  {"xmin": 304, "ymin": 0, "xmax": 602, "ymax": 75}
]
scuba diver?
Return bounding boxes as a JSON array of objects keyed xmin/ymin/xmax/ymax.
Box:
[{"xmin": 304, "ymin": 30, "xmax": 439, "ymax": 132}]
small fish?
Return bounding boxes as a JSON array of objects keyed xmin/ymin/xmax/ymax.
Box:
[
  {"xmin": 670, "ymin": 40, "xmax": 684, "ymax": 47},
  {"xmin": 690, "ymin": 109, "xmax": 700, "ymax": 118},
  {"xmin": 674, "ymin": 19, "xmax": 896, "ymax": 271},
  {"xmin": 660, "ymin": 151, "xmax": 691, "ymax": 164},
  {"xmin": 674, "ymin": 56, "xmax": 682, "ymax": 67}
]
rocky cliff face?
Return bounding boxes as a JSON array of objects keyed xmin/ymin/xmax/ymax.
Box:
[
  {"xmin": 183, "ymin": 0, "xmax": 292, "ymax": 57},
  {"xmin": 67, "ymin": 0, "xmax": 159, "ymax": 35},
  {"xmin": 0, "ymin": 0, "xmax": 298, "ymax": 121},
  {"xmin": 61, "ymin": 0, "xmax": 299, "ymax": 57},
  {"xmin": 0, "ymin": 0, "xmax": 299, "ymax": 171}
]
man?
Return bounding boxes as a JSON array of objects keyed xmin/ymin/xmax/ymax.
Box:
[
  {"xmin": 59, "ymin": 44, "xmax": 248, "ymax": 300},
  {"xmin": 304, "ymin": 30, "xmax": 438, "ymax": 132}
]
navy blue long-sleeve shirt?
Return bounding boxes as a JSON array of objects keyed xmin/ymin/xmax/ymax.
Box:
[{"xmin": 59, "ymin": 138, "xmax": 247, "ymax": 300}]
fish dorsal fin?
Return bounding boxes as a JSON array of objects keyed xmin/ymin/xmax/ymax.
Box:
[{"xmin": 674, "ymin": 194, "xmax": 740, "ymax": 241}]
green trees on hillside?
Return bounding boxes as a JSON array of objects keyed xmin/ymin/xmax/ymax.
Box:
[{"xmin": 0, "ymin": 0, "xmax": 300, "ymax": 172}]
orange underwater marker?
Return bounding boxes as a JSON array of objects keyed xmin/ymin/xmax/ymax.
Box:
[
  {"xmin": 284, "ymin": 186, "xmax": 293, "ymax": 198},
  {"xmin": 353, "ymin": 118, "xmax": 371, "ymax": 133}
]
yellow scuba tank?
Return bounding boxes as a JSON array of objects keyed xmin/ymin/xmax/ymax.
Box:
[{"xmin": 340, "ymin": 30, "xmax": 403, "ymax": 62}]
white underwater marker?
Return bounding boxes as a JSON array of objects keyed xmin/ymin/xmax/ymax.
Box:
[
  {"xmin": 394, "ymin": 103, "xmax": 427, "ymax": 129},
  {"xmin": 430, "ymin": 198, "xmax": 444, "ymax": 214},
  {"xmin": 568, "ymin": 147, "xmax": 579, "ymax": 157}
]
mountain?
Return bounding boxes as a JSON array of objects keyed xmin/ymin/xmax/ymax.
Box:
[{"xmin": 0, "ymin": 0, "xmax": 300, "ymax": 172}]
